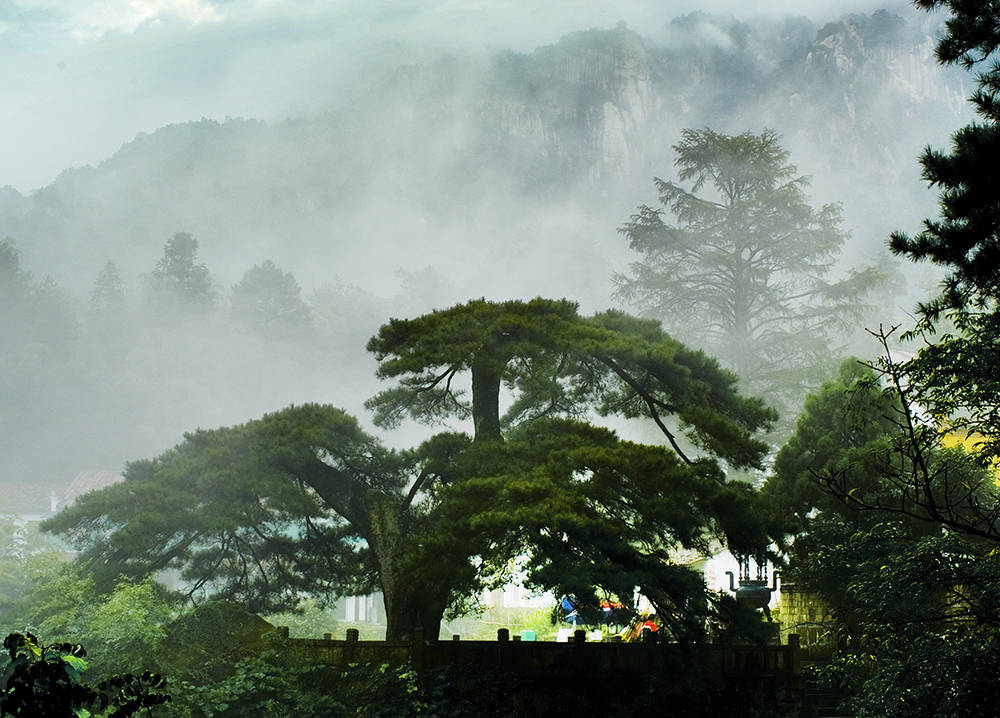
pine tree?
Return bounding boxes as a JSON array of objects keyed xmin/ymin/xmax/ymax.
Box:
[
  {"xmin": 230, "ymin": 260, "xmax": 310, "ymax": 336},
  {"xmin": 616, "ymin": 129, "xmax": 881, "ymax": 422},
  {"xmin": 90, "ymin": 261, "xmax": 126, "ymax": 313},
  {"xmin": 148, "ymin": 232, "xmax": 215, "ymax": 310}
]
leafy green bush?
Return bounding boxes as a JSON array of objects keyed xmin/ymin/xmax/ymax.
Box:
[
  {"xmin": 26, "ymin": 573, "xmax": 176, "ymax": 680},
  {"xmin": 0, "ymin": 632, "xmax": 170, "ymax": 718},
  {"xmin": 168, "ymin": 634, "xmax": 347, "ymax": 718}
]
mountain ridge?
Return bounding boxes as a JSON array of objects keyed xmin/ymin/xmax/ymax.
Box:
[{"xmin": 0, "ymin": 9, "xmax": 967, "ymax": 296}]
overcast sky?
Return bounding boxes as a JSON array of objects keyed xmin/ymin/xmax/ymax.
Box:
[{"xmin": 2, "ymin": 0, "xmax": 921, "ymax": 192}]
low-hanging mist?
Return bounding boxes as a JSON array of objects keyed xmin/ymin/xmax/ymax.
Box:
[{"xmin": 0, "ymin": 4, "xmax": 970, "ymax": 509}]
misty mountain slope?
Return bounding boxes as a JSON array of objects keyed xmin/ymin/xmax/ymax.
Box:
[{"xmin": 0, "ymin": 9, "xmax": 966, "ymax": 300}]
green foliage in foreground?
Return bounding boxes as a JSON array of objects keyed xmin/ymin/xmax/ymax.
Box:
[
  {"xmin": 760, "ymin": 358, "xmax": 898, "ymax": 534},
  {"xmin": 890, "ymin": 0, "xmax": 1000, "ymax": 472},
  {"xmin": 168, "ymin": 634, "xmax": 346, "ymax": 718},
  {"xmin": 769, "ymin": 351, "xmax": 1000, "ymax": 717},
  {"xmin": 0, "ymin": 632, "xmax": 170, "ymax": 718},
  {"xmin": 798, "ymin": 524, "xmax": 1000, "ymax": 718},
  {"xmin": 796, "ymin": 3, "xmax": 1000, "ymax": 712}
]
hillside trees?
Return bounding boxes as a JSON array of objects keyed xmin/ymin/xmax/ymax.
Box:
[
  {"xmin": 230, "ymin": 260, "xmax": 311, "ymax": 337},
  {"xmin": 2, "ymin": 232, "xmax": 400, "ymax": 509},
  {"xmin": 615, "ymin": 128, "xmax": 881, "ymax": 420},
  {"xmin": 90, "ymin": 261, "xmax": 126, "ymax": 314},
  {"xmin": 0, "ymin": 237, "xmax": 34, "ymax": 348},
  {"xmin": 0, "ymin": 237, "xmax": 30, "ymax": 297},
  {"xmin": 759, "ymin": 358, "xmax": 901, "ymax": 534},
  {"xmin": 147, "ymin": 232, "xmax": 215, "ymax": 310},
  {"xmin": 45, "ymin": 298, "xmax": 775, "ymax": 641},
  {"xmin": 0, "ymin": 238, "xmax": 88, "ymax": 496}
]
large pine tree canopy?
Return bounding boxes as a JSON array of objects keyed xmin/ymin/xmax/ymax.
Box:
[
  {"xmin": 45, "ymin": 298, "xmax": 776, "ymax": 640},
  {"xmin": 366, "ymin": 297, "xmax": 774, "ymax": 467}
]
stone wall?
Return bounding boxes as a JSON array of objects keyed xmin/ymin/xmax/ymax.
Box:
[
  {"xmin": 777, "ymin": 582, "xmax": 838, "ymax": 659},
  {"xmin": 284, "ymin": 626, "xmax": 803, "ymax": 677},
  {"xmin": 281, "ymin": 628, "xmax": 807, "ymax": 716}
]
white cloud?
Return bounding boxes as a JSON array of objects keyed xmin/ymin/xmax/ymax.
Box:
[
  {"xmin": 77, "ymin": 0, "xmax": 223, "ymax": 39},
  {"xmin": 9, "ymin": 0, "xmax": 224, "ymax": 41}
]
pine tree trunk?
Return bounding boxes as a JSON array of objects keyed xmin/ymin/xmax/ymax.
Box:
[
  {"xmin": 368, "ymin": 499, "xmax": 449, "ymax": 641},
  {"xmin": 382, "ymin": 586, "xmax": 445, "ymax": 641},
  {"xmin": 471, "ymin": 356, "xmax": 505, "ymax": 442}
]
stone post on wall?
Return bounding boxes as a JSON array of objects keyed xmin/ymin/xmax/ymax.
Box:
[
  {"xmin": 787, "ymin": 633, "xmax": 801, "ymax": 675},
  {"xmin": 345, "ymin": 628, "xmax": 359, "ymax": 663},
  {"xmin": 411, "ymin": 627, "xmax": 426, "ymax": 669}
]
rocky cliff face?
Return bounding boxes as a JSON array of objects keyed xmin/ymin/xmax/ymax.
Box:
[
  {"xmin": 786, "ymin": 11, "xmax": 965, "ymax": 148},
  {"xmin": 482, "ymin": 25, "xmax": 661, "ymax": 186},
  {"xmin": 475, "ymin": 10, "xmax": 966, "ymax": 199}
]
